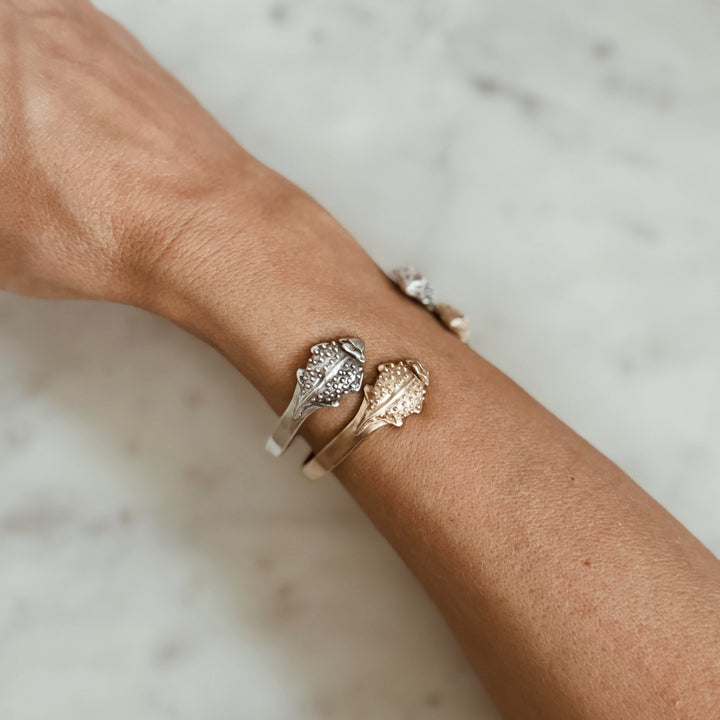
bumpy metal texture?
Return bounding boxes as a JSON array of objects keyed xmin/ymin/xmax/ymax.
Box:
[
  {"xmin": 266, "ymin": 337, "xmax": 365, "ymax": 457},
  {"xmin": 355, "ymin": 360, "xmax": 429, "ymax": 435},
  {"xmin": 293, "ymin": 338, "xmax": 365, "ymax": 418},
  {"xmin": 302, "ymin": 359, "xmax": 429, "ymax": 479}
]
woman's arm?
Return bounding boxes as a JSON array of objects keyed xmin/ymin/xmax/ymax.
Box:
[
  {"xmin": 2, "ymin": 3, "xmax": 718, "ymax": 718},
  {"xmin": 149, "ymin": 185, "xmax": 720, "ymax": 720}
]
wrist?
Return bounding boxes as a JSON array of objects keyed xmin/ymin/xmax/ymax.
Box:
[
  {"xmin": 136, "ymin": 172, "xmax": 377, "ymax": 378},
  {"xmin": 137, "ymin": 177, "xmax": 456, "ymax": 444},
  {"xmin": 128, "ymin": 165, "xmax": 304, "ymax": 325}
]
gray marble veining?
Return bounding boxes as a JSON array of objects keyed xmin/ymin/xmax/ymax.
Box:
[{"xmin": 1, "ymin": 1, "xmax": 718, "ymax": 718}]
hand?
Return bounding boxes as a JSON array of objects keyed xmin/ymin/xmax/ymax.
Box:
[{"xmin": 0, "ymin": 0, "xmax": 272, "ymax": 304}]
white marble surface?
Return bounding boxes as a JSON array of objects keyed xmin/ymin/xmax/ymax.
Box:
[{"xmin": 1, "ymin": 1, "xmax": 719, "ymax": 718}]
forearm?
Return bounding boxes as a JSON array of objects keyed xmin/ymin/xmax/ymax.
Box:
[
  {"xmin": 144, "ymin": 179, "xmax": 720, "ymax": 719},
  {"xmin": 2, "ymin": 2, "xmax": 715, "ymax": 715}
]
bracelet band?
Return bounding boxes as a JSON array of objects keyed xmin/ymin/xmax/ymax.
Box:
[
  {"xmin": 302, "ymin": 359, "xmax": 429, "ymax": 479},
  {"xmin": 266, "ymin": 337, "xmax": 365, "ymax": 456},
  {"xmin": 389, "ymin": 265, "xmax": 470, "ymax": 342}
]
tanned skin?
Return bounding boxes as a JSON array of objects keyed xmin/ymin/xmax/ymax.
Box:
[{"xmin": 1, "ymin": 3, "xmax": 718, "ymax": 718}]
